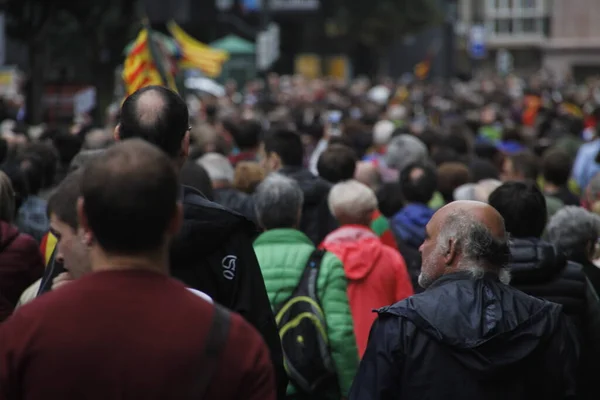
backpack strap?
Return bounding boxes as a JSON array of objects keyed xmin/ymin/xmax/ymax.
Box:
[
  {"xmin": 195, "ymin": 304, "xmax": 232, "ymax": 398},
  {"xmin": 302, "ymin": 249, "xmax": 326, "ymax": 300}
]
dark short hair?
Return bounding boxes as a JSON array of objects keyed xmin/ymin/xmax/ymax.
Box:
[
  {"xmin": 488, "ymin": 181, "xmax": 547, "ymax": 239},
  {"xmin": 19, "ymin": 156, "xmax": 44, "ymax": 196},
  {"xmin": 542, "ymin": 149, "xmax": 572, "ymax": 186},
  {"xmin": 263, "ymin": 129, "xmax": 304, "ymax": 167},
  {"xmin": 234, "ymin": 120, "xmax": 262, "ymax": 150},
  {"xmin": 444, "ymin": 127, "xmax": 470, "ymax": 155},
  {"xmin": 437, "ymin": 162, "xmax": 470, "ymax": 203},
  {"xmin": 469, "ymin": 158, "xmax": 500, "ymax": 182},
  {"xmin": 47, "ymin": 169, "xmax": 84, "ymax": 231},
  {"xmin": 119, "ymin": 86, "xmax": 189, "ymax": 158},
  {"xmin": 20, "ymin": 142, "xmax": 59, "ymax": 189},
  {"xmin": 400, "ymin": 162, "xmax": 438, "ymax": 204},
  {"xmin": 510, "ymin": 151, "xmax": 540, "ymax": 181},
  {"xmin": 81, "ymin": 139, "xmax": 179, "ymax": 255},
  {"xmin": 376, "ymin": 183, "xmax": 404, "ymax": 218},
  {"xmin": 317, "ymin": 144, "xmax": 357, "ymax": 184}
]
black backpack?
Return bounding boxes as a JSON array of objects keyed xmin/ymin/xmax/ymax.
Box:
[{"xmin": 274, "ymin": 249, "xmax": 336, "ymax": 394}]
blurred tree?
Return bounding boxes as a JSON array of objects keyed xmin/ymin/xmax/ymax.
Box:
[
  {"xmin": 3, "ymin": 0, "xmax": 60, "ymax": 124},
  {"xmin": 62, "ymin": 0, "xmax": 139, "ymax": 122},
  {"xmin": 3, "ymin": 0, "xmax": 138, "ymax": 124},
  {"xmin": 326, "ymin": 0, "xmax": 442, "ymax": 75}
]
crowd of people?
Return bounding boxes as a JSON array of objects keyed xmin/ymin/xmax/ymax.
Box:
[{"xmin": 0, "ymin": 72, "xmax": 597, "ymax": 399}]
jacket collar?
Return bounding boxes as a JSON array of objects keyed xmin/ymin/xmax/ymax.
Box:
[
  {"xmin": 253, "ymin": 228, "xmax": 314, "ymax": 247},
  {"xmin": 427, "ymin": 270, "xmax": 501, "ymax": 291}
]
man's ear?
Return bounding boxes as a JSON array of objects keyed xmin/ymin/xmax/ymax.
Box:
[
  {"xmin": 114, "ymin": 124, "xmax": 121, "ymax": 142},
  {"xmin": 76, "ymin": 197, "xmax": 94, "ymax": 246},
  {"xmin": 444, "ymin": 238, "xmax": 458, "ymax": 266},
  {"xmin": 180, "ymin": 131, "xmax": 190, "ymax": 160}
]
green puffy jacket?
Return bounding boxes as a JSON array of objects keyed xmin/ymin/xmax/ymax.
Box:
[{"xmin": 253, "ymin": 228, "xmax": 359, "ymax": 397}]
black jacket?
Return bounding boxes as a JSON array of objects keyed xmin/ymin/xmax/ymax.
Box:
[
  {"xmin": 213, "ymin": 187, "xmax": 256, "ymax": 223},
  {"xmin": 279, "ymin": 166, "xmax": 338, "ymax": 245},
  {"xmin": 350, "ymin": 272, "xmax": 579, "ymax": 400},
  {"xmin": 509, "ymin": 238, "xmax": 600, "ymax": 399},
  {"xmin": 171, "ymin": 186, "xmax": 287, "ymax": 398}
]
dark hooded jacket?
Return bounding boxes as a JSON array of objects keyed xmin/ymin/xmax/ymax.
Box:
[
  {"xmin": 279, "ymin": 166, "xmax": 338, "ymax": 245},
  {"xmin": 349, "ymin": 272, "xmax": 579, "ymax": 400},
  {"xmin": 171, "ymin": 186, "xmax": 286, "ymax": 398},
  {"xmin": 508, "ymin": 238, "xmax": 600, "ymax": 399}
]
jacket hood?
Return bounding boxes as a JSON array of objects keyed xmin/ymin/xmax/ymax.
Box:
[
  {"xmin": 170, "ymin": 186, "xmax": 258, "ymax": 272},
  {"xmin": 322, "ymin": 225, "xmax": 382, "ymax": 280},
  {"xmin": 391, "ymin": 204, "xmax": 434, "ymax": 248},
  {"xmin": 508, "ymin": 238, "xmax": 567, "ymax": 284},
  {"xmin": 382, "ymin": 272, "xmax": 563, "ymax": 376},
  {"xmin": 0, "ymin": 222, "xmax": 19, "ymax": 251},
  {"xmin": 280, "ymin": 167, "xmax": 332, "ymax": 206}
]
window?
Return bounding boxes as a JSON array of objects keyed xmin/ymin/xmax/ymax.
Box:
[
  {"xmin": 494, "ymin": 19, "xmax": 513, "ymax": 34},
  {"xmin": 521, "ymin": 17, "xmax": 538, "ymax": 32},
  {"xmin": 519, "ymin": 0, "xmax": 537, "ymax": 9}
]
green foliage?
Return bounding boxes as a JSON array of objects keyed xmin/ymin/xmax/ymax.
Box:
[{"xmin": 330, "ymin": 0, "xmax": 442, "ymax": 48}]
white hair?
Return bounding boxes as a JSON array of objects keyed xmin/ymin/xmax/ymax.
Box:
[
  {"xmin": 197, "ymin": 153, "xmax": 235, "ymax": 183},
  {"xmin": 373, "ymin": 120, "xmax": 395, "ymax": 146},
  {"xmin": 328, "ymin": 180, "xmax": 378, "ymax": 222}
]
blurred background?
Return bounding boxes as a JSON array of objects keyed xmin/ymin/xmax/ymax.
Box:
[{"xmin": 0, "ymin": 0, "xmax": 598, "ymax": 126}]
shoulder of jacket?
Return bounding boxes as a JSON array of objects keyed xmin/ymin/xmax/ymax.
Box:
[
  {"xmin": 562, "ymin": 261, "xmax": 587, "ymax": 282},
  {"xmin": 321, "ymin": 251, "xmax": 343, "ymax": 270}
]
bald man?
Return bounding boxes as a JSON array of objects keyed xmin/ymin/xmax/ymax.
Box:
[{"xmin": 350, "ymin": 201, "xmax": 579, "ymax": 400}]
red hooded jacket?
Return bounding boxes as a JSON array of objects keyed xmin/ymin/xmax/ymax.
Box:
[
  {"xmin": 0, "ymin": 221, "xmax": 44, "ymax": 321},
  {"xmin": 321, "ymin": 225, "xmax": 414, "ymax": 357}
]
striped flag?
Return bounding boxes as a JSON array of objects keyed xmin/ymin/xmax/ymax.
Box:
[
  {"xmin": 122, "ymin": 29, "xmax": 164, "ymax": 95},
  {"xmin": 167, "ymin": 21, "xmax": 229, "ymax": 78}
]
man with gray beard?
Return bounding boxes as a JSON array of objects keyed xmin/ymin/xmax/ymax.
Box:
[{"xmin": 349, "ymin": 201, "xmax": 579, "ymax": 400}]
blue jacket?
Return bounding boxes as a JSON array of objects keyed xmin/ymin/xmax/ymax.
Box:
[{"xmin": 391, "ymin": 203, "xmax": 434, "ymax": 250}]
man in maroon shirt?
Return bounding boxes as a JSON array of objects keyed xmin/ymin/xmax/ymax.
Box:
[{"xmin": 0, "ymin": 139, "xmax": 276, "ymax": 400}]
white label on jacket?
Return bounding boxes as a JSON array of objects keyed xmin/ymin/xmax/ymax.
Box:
[{"xmin": 222, "ymin": 255, "xmax": 237, "ymax": 281}]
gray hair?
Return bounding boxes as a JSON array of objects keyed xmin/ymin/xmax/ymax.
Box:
[
  {"xmin": 254, "ymin": 173, "xmax": 304, "ymax": 230},
  {"xmin": 197, "ymin": 153, "xmax": 235, "ymax": 183},
  {"xmin": 328, "ymin": 180, "xmax": 377, "ymax": 223},
  {"xmin": 546, "ymin": 206, "xmax": 600, "ymax": 259},
  {"xmin": 437, "ymin": 210, "xmax": 511, "ymax": 284},
  {"xmin": 384, "ymin": 135, "xmax": 428, "ymax": 171}
]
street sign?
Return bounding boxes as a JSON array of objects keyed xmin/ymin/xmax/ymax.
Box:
[
  {"xmin": 496, "ymin": 49, "xmax": 513, "ymax": 76},
  {"xmin": 469, "ymin": 25, "xmax": 486, "ymax": 59},
  {"xmin": 256, "ymin": 23, "xmax": 280, "ymax": 71}
]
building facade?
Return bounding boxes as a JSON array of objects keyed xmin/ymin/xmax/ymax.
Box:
[{"xmin": 457, "ymin": 0, "xmax": 600, "ymax": 78}]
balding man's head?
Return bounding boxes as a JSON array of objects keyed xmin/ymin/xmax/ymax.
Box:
[
  {"xmin": 355, "ymin": 161, "xmax": 381, "ymax": 190},
  {"xmin": 78, "ymin": 139, "xmax": 182, "ymax": 258},
  {"xmin": 418, "ymin": 201, "xmax": 510, "ymax": 288},
  {"xmin": 118, "ymin": 86, "xmax": 189, "ymax": 160}
]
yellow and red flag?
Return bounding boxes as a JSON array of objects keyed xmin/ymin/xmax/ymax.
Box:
[
  {"xmin": 122, "ymin": 29, "xmax": 164, "ymax": 95},
  {"xmin": 167, "ymin": 21, "xmax": 229, "ymax": 78},
  {"xmin": 414, "ymin": 59, "xmax": 431, "ymax": 81}
]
